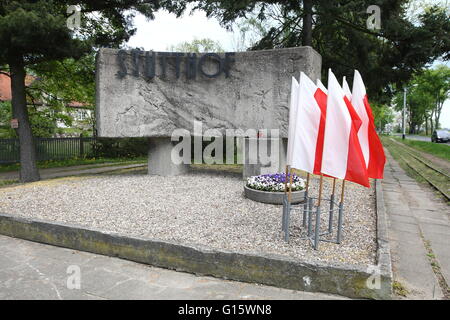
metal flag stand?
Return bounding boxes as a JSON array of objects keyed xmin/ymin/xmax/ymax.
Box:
[{"xmin": 282, "ymin": 172, "xmax": 346, "ymax": 250}]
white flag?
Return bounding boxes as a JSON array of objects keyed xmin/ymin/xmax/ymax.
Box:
[
  {"xmin": 342, "ymin": 76, "xmax": 352, "ymax": 100},
  {"xmin": 286, "ymin": 77, "xmax": 299, "ymax": 166},
  {"xmin": 291, "ymin": 72, "xmax": 322, "ymax": 174}
]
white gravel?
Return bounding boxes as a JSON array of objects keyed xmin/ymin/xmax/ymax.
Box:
[{"xmin": 0, "ymin": 171, "xmax": 377, "ymax": 266}]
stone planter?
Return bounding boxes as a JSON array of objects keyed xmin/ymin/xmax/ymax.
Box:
[{"xmin": 244, "ymin": 185, "xmax": 305, "ymax": 205}]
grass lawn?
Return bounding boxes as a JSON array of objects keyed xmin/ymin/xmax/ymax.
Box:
[
  {"xmin": 391, "ymin": 136, "xmax": 450, "ymax": 161},
  {"xmin": 0, "ymin": 157, "xmax": 147, "ymax": 173}
]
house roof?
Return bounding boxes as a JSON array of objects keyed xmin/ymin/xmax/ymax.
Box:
[{"xmin": 0, "ymin": 73, "xmax": 36, "ymax": 101}]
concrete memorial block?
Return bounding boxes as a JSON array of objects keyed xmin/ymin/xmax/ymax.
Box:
[{"xmin": 95, "ymin": 47, "xmax": 321, "ymax": 176}]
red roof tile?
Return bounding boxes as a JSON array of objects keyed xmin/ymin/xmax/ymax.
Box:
[{"xmin": 0, "ymin": 73, "xmax": 36, "ymax": 101}]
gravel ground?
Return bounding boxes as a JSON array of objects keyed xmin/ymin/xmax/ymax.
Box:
[{"xmin": 0, "ymin": 171, "xmax": 377, "ymax": 266}]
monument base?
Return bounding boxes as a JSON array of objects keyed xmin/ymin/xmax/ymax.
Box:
[
  {"xmin": 242, "ymin": 137, "xmax": 287, "ymax": 180},
  {"xmin": 148, "ymin": 138, "xmax": 189, "ymax": 176}
]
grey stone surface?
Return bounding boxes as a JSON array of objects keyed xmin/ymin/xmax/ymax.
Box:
[
  {"xmin": 244, "ymin": 185, "xmax": 305, "ymax": 205},
  {"xmin": 96, "ymin": 47, "xmax": 322, "ymax": 138},
  {"xmin": 148, "ymin": 138, "xmax": 189, "ymax": 176},
  {"xmin": 0, "ymin": 235, "xmax": 347, "ymax": 300},
  {"xmin": 242, "ymin": 137, "xmax": 288, "ymax": 179},
  {"xmin": 0, "ymin": 212, "xmax": 389, "ymax": 299}
]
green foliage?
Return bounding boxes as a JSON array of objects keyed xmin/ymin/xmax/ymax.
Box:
[
  {"xmin": 0, "ymin": 0, "xmax": 175, "ymax": 66},
  {"xmin": 0, "ymin": 101, "xmax": 16, "ymax": 138},
  {"xmin": 93, "ymin": 138, "xmax": 148, "ymax": 158},
  {"xmin": 168, "ymin": 38, "xmax": 224, "ymax": 53},
  {"xmin": 26, "ymin": 54, "xmax": 96, "ymax": 136},
  {"xmin": 0, "ymin": 0, "xmax": 181, "ymax": 181},
  {"xmin": 0, "ymin": 99, "xmax": 70, "ymax": 138},
  {"xmin": 393, "ymin": 64, "xmax": 450, "ymax": 133},
  {"xmin": 370, "ymin": 102, "xmax": 394, "ymax": 132},
  {"xmin": 0, "ymin": 1, "xmax": 86, "ymax": 65},
  {"xmin": 29, "ymin": 54, "xmax": 96, "ymax": 107}
]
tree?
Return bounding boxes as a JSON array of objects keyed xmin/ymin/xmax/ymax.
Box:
[
  {"xmin": 395, "ymin": 65, "xmax": 450, "ymax": 134},
  {"xmin": 29, "ymin": 54, "xmax": 96, "ymax": 136},
  {"xmin": 181, "ymin": 0, "xmax": 450, "ymax": 104},
  {"xmin": 371, "ymin": 102, "xmax": 394, "ymax": 133},
  {"xmin": 168, "ymin": 38, "xmax": 224, "ymax": 53},
  {"xmin": 0, "ymin": 0, "xmax": 177, "ymax": 182},
  {"xmin": 416, "ymin": 65, "xmax": 450, "ymax": 131}
]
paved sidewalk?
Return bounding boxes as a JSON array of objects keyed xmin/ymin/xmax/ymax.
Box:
[
  {"xmin": 0, "ymin": 235, "xmax": 346, "ymax": 300},
  {"xmin": 0, "ymin": 163, "xmax": 146, "ymax": 181},
  {"xmin": 383, "ymin": 149, "xmax": 450, "ymax": 299}
]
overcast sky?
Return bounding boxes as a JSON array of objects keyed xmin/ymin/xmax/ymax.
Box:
[
  {"xmin": 127, "ymin": 9, "xmax": 236, "ymax": 51},
  {"xmin": 126, "ymin": 7, "xmax": 450, "ymax": 129}
]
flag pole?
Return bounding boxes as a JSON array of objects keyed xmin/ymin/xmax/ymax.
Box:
[
  {"xmin": 332, "ymin": 178, "xmax": 337, "ymax": 194},
  {"xmin": 303, "ymin": 172, "xmax": 310, "ymax": 227},
  {"xmin": 314, "ymin": 174, "xmax": 324, "ymax": 249},
  {"xmin": 284, "ymin": 165, "xmax": 289, "ymax": 193},
  {"xmin": 337, "ymin": 179, "xmax": 346, "ymax": 243},
  {"xmin": 282, "ymin": 164, "xmax": 291, "ymax": 242},
  {"xmin": 288, "ymin": 167, "xmax": 294, "ymax": 203},
  {"xmin": 328, "ymin": 178, "xmax": 336, "ymax": 232},
  {"xmin": 318, "ymin": 174, "xmax": 324, "ymax": 206}
]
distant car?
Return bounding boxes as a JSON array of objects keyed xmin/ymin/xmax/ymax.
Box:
[{"xmin": 431, "ymin": 130, "xmax": 450, "ymax": 143}]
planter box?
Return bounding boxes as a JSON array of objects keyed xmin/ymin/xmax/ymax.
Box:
[{"xmin": 244, "ymin": 185, "xmax": 305, "ymax": 205}]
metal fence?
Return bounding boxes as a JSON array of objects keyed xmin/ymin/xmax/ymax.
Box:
[{"xmin": 0, "ymin": 137, "xmax": 96, "ymax": 164}]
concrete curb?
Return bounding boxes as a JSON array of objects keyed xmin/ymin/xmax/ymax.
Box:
[
  {"xmin": 374, "ymin": 179, "xmax": 393, "ymax": 298},
  {"xmin": 0, "ymin": 187, "xmax": 392, "ymax": 299}
]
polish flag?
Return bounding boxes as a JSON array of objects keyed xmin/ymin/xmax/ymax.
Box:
[
  {"xmin": 342, "ymin": 76, "xmax": 352, "ymax": 100},
  {"xmin": 291, "ymin": 72, "xmax": 322, "ymax": 174},
  {"xmin": 321, "ymin": 69, "xmax": 370, "ymax": 187},
  {"xmin": 313, "ymin": 79, "xmax": 327, "ymax": 175},
  {"xmin": 351, "ymin": 70, "xmax": 386, "ymax": 179},
  {"xmin": 317, "ymin": 79, "xmax": 328, "ymax": 94},
  {"xmin": 286, "ymin": 77, "xmax": 299, "ymax": 166}
]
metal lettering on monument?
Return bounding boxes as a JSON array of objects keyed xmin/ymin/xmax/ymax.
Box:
[{"xmin": 116, "ymin": 49, "xmax": 236, "ymax": 80}]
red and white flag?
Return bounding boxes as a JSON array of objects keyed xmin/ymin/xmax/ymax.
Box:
[
  {"xmin": 316, "ymin": 79, "xmax": 328, "ymax": 94},
  {"xmin": 351, "ymin": 70, "xmax": 386, "ymax": 179},
  {"xmin": 291, "ymin": 72, "xmax": 322, "ymax": 174},
  {"xmin": 321, "ymin": 69, "xmax": 370, "ymax": 187},
  {"xmin": 342, "ymin": 76, "xmax": 352, "ymax": 100},
  {"xmin": 312, "ymin": 79, "xmax": 327, "ymax": 175},
  {"xmin": 286, "ymin": 77, "xmax": 299, "ymax": 166}
]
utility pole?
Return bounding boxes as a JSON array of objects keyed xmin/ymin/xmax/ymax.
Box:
[{"xmin": 402, "ymin": 87, "xmax": 406, "ymax": 140}]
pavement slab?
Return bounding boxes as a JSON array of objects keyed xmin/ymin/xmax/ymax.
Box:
[
  {"xmin": 383, "ymin": 149, "xmax": 449, "ymax": 299},
  {"xmin": 0, "ymin": 235, "xmax": 347, "ymax": 300}
]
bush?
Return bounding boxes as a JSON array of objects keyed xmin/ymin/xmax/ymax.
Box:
[{"xmin": 91, "ymin": 138, "xmax": 148, "ymax": 158}]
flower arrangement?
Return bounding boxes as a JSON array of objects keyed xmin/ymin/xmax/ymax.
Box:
[{"xmin": 246, "ymin": 172, "xmax": 306, "ymax": 192}]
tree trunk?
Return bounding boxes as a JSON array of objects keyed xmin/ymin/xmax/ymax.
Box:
[
  {"xmin": 435, "ymin": 97, "xmax": 442, "ymax": 130},
  {"xmin": 9, "ymin": 57, "xmax": 40, "ymax": 182},
  {"xmin": 430, "ymin": 109, "xmax": 434, "ymax": 133},
  {"xmin": 302, "ymin": 0, "xmax": 313, "ymax": 46}
]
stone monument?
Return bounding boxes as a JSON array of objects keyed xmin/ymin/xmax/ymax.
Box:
[{"xmin": 95, "ymin": 47, "xmax": 321, "ymax": 178}]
